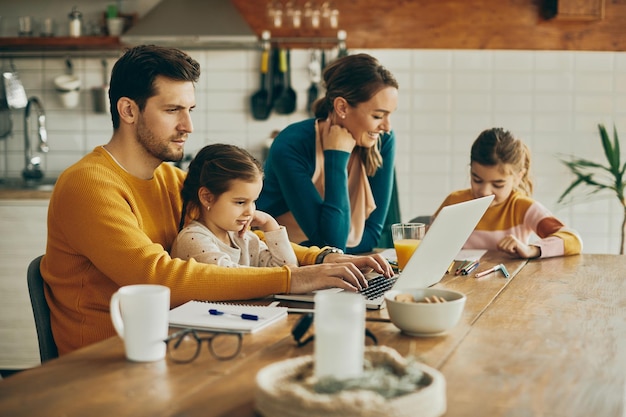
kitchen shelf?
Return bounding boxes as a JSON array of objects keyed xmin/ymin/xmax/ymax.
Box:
[{"xmin": 0, "ymin": 36, "xmax": 124, "ymax": 53}]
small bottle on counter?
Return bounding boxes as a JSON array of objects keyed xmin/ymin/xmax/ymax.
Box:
[{"xmin": 68, "ymin": 6, "xmax": 82, "ymax": 37}]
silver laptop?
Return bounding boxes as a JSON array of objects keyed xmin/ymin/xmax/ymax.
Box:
[{"xmin": 275, "ymin": 195, "xmax": 494, "ymax": 309}]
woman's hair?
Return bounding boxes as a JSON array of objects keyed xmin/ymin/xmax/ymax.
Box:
[
  {"xmin": 470, "ymin": 127, "xmax": 533, "ymax": 196},
  {"xmin": 179, "ymin": 144, "xmax": 263, "ymax": 230},
  {"xmin": 109, "ymin": 45, "xmax": 201, "ymax": 129},
  {"xmin": 312, "ymin": 53, "xmax": 399, "ymax": 176}
]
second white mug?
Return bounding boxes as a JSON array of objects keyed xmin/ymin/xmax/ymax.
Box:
[{"xmin": 314, "ymin": 291, "xmax": 365, "ymax": 379}]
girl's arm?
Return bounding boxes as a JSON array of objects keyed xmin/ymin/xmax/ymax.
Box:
[
  {"xmin": 250, "ymin": 227, "xmax": 298, "ymax": 267},
  {"xmin": 248, "ymin": 210, "xmax": 298, "ymax": 267},
  {"xmin": 519, "ymin": 201, "xmax": 583, "ymax": 258}
]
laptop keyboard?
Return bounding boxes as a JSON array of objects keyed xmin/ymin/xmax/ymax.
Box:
[{"xmin": 359, "ymin": 275, "xmax": 398, "ymax": 300}]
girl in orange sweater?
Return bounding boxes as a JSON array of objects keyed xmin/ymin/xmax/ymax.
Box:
[{"xmin": 434, "ymin": 127, "xmax": 582, "ymax": 258}]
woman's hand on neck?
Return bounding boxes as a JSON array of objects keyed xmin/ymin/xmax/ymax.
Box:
[{"xmin": 320, "ymin": 117, "xmax": 356, "ymax": 153}]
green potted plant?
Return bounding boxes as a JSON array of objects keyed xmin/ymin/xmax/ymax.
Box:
[{"xmin": 558, "ymin": 124, "xmax": 626, "ymax": 254}]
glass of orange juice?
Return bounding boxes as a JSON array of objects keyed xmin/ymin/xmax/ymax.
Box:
[{"xmin": 391, "ymin": 223, "xmax": 426, "ymax": 271}]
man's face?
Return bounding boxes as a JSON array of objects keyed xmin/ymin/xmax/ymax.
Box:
[{"xmin": 136, "ymin": 76, "xmax": 196, "ymax": 163}]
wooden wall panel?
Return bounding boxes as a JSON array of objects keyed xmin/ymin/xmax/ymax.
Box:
[
  {"xmin": 232, "ymin": 0, "xmax": 626, "ymax": 51},
  {"xmin": 555, "ymin": 0, "xmax": 605, "ymax": 20}
]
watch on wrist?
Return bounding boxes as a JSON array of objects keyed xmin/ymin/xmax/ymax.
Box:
[{"xmin": 315, "ymin": 247, "xmax": 344, "ymax": 264}]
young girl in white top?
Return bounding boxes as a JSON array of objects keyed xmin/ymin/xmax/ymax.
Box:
[{"xmin": 171, "ymin": 144, "xmax": 297, "ymax": 267}]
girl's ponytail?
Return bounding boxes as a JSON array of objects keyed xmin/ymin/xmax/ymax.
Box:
[{"xmin": 518, "ymin": 142, "xmax": 533, "ymax": 196}]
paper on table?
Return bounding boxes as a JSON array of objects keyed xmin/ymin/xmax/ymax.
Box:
[
  {"xmin": 455, "ymin": 249, "xmax": 487, "ymax": 261},
  {"xmin": 169, "ymin": 301, "xmax": 287, "ymax": 333}
]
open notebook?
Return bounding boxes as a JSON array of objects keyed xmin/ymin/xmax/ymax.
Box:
[
  {"xmin": 169, "ymin": 301, "xmax": 287, "ymax": 333},
  {"xmin": 275, "ymin": 195, "xmax": 494, "ymax": 309}
]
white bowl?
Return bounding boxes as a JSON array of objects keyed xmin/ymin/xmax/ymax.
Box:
[{"xmin": 384, "ymin": 288, "xmax": 466, "ymax": 336}]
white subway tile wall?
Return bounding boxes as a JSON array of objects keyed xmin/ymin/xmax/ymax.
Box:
[{"xmin": 1, "ymin": 48, "xmax": 623, "ymax": 253}]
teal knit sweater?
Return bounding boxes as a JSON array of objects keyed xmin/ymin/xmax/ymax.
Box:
[{"xmin": 257, "ymin": 118, "xmax": 396, "ymax": 254}]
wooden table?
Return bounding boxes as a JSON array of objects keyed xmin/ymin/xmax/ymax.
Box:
[
  {"xmin": 443, "ymin": 253, "xmax": 626, "ymax": 417},
  {"xmin": 0, "ymin": 253, "xmax": 624, "ymax": 417}
]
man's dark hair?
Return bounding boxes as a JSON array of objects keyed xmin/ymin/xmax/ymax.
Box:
[{"xmin": 108, "ymin": 45, "xmax": 201, "ymax": 129}]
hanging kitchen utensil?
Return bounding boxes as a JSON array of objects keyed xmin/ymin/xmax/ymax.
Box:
[
  {"xmin": 66, "ymin": 57, "xmax": 74, "ymax": 75},
  {"xmin": 306, "ymin": 49, "xmax": 321, "ymax": 116},
  {"xmin": 251, "ymin": 48, "xmax": 272, "ymax": 120},
  {"xmin": 92, "ymin": 59, "xmax": 110, "ymax": 114},
  {"xmin": 2, "ymin": 61, "xmax": 28, "ymax": 109},
  {"xmin": 274, "ymin": 49, "xmax": 296, "ymax": 115},
  {"xmin": 54, "ymin": 57, "xmax": 81, "ymax": 109},
  {"xmin": 0, "ymin": 79, "xmax": 12, "ymax": 139},
  {"xmin": 271, "ymin": 46, "xmax": 284, "ymax": 109},
  {"xmin": 0, "ymin": 108, "xmax": 11, "ymax": 139}
]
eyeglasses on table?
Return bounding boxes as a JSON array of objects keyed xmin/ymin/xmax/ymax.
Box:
[
  {"xmin": 164, "ymin": 328, "xmax": 243, "ymax": 363},
  {"xmin": 291, "ymin": 313, "xmax": 378, "ymax": 347}
]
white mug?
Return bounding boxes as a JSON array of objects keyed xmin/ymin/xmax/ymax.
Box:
[
  {"xmin": 110, "ymin": 284, "xmax": 170, "ymax": 362},
  {"xmin": 58, "ymin": 89, "xmax": 79, "ymax": 109}
]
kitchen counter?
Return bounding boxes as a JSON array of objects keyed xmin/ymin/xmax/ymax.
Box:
[
  {"xmin": 0, "ymin": 189, "xmax": 53, "ymax": 200},
  {"xmin": 0, "ymin": 178, "xmax": 55, "ymax": 200}
]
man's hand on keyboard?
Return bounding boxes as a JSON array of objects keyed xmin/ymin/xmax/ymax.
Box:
[{"xmin": 323, "ymin": 252, "xmax": 394, "ymax": 278}]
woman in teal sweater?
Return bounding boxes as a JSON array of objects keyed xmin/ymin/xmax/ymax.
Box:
[{"xmin": 258, "ymin": 53, "xmax": 398, "ymax": 254}]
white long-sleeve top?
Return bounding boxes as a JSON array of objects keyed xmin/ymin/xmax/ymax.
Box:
[{"xmin": 171, "ymin": 221, "xmax": 298, "ymax": 267}]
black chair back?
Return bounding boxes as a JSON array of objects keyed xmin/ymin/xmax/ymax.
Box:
[{"xmin": 27, "ymin": 255, "xmax": 59, "ymax": 362}]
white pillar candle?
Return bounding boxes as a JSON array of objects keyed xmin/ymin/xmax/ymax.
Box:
[{"xmin": 314, "ymin": 291, "xmax": 365, "ymax": 379}]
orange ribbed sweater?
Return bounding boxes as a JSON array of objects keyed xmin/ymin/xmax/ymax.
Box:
[{"xmin": 42, "ymin": 146, "xmax": 320, "ymax": 355}]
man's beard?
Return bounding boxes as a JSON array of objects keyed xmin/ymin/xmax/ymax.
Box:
[{"xmin": 136, "ymin": 117, "xmax": 185, "ymax": 163}]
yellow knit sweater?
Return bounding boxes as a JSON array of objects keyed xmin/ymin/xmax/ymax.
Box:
[{"xmin": 42, "ymin": 146, "xmax": 320, "ymax": 355}]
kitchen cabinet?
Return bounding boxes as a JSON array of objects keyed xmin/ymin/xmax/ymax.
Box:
[
  {"xmin": 1, "ymin": 0, "xmax": 623, "ymax": 52},
  {"xmin": 3, "ymin": 1, "xmax": 622, "ymax": 53},
  {"xmin": 0, "ymin": 199, "xmax": 48, "ymax": 370},
  {"xmin": 232, "ymin": 0, "xmax": 626, "ymax": 51}
]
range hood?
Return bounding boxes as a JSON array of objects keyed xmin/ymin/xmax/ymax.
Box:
[{"xmin": 120, "ymin": 0, "xmax": 259, "ymax": 49}]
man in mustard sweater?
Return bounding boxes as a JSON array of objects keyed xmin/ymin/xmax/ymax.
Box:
[{"xmin": 42, "ymin": 45, "xmax": 393, "ymax": 356}]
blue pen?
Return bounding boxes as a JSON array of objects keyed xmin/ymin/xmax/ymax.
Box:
[{"xmin": 209, "ymin": 309, "xmax": 260, "ymax": 321}]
